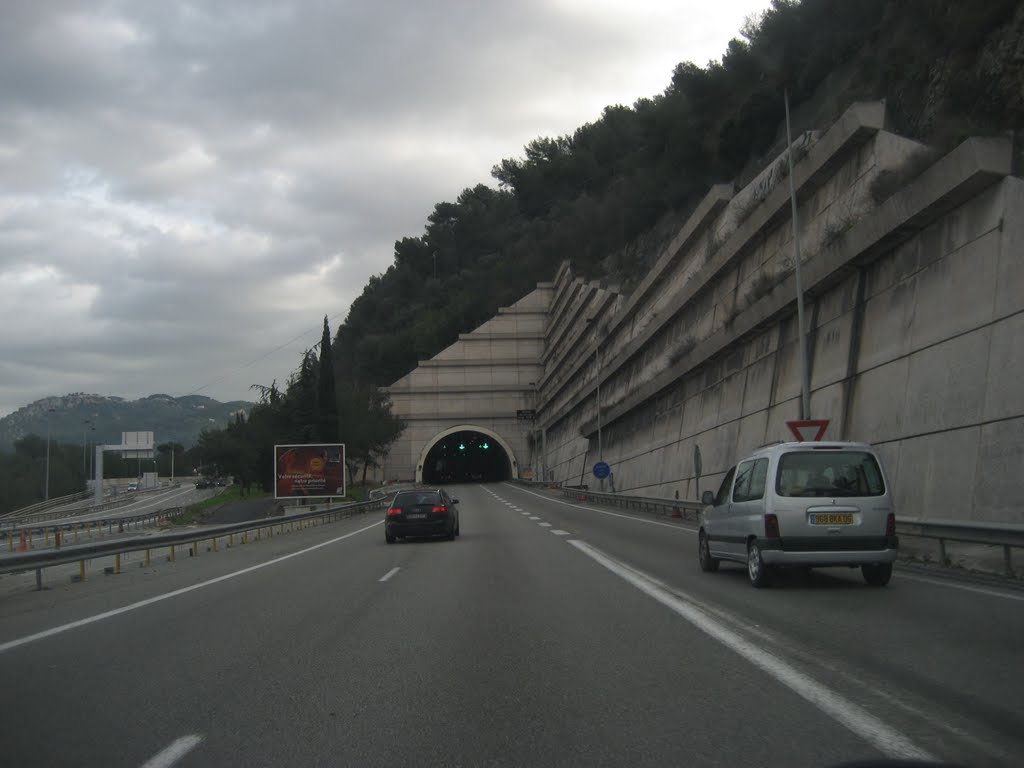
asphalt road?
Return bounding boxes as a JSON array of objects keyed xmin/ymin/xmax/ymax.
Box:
[{"xmin": 0, "ymin": 482, "xmax": 1021, "ymax": 767}]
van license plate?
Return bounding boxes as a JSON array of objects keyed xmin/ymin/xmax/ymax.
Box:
[{"xmin": 810, "ymin": 513, "xmax": 853, "ymax": 525}]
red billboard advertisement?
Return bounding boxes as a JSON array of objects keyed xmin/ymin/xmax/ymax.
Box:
[{"xmin": 274, "ymin": 444, "xmax": 346, "ymax": 499}]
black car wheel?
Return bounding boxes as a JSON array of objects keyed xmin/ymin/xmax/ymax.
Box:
[{"xmin": 862, "ymin": 563, "xmax": 893, "ymax": 586}]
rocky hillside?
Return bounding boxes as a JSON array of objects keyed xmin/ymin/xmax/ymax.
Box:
[{"xmin": 0, "ymin": 393, "xmax": 252, "ymax": 452}]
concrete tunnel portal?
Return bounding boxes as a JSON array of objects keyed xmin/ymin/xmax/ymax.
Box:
[{"xmin": 419, "ymin": 427, "xmax": 514, "ymax": 484}]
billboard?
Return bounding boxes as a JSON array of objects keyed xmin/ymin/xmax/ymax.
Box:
[
  {"xmin": 274, "ymin": 444, "xmax": 346, "ymax": 499},
  {"xmin": 119, "ymin": 431, "xmax": 155, "ymax": 459}
]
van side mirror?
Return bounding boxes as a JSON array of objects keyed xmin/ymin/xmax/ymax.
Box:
[{"xmin": 701, "ymin": 490, "xmax": 715, "ymax": 506}]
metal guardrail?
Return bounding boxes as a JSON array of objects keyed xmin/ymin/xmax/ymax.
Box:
[
  {"xmin": 1, "ymin": 505, "xmax": 189, "ymax": 550},
  {"xmin": 0, "ymin": 485, "xmax": 188, "ymax": 529},
  {"xmin": 555, "ymin": 487, "xmax": 1023, "ymax": 577},
  {"xmin": 0, "ymin": 496, "xmax": 389, "ymax": 590},
  {"xmin": 0, "ymin": 490, "xmax": 91, "ymax": 521}
]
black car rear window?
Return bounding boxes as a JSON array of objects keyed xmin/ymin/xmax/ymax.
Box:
[
  {"xmin": 776, "ymin": 451, "xmax": 885, "ymax": 497},
  {"xmin": 394, "ymin": 492, "xmax": 440, "ymax": 506}
]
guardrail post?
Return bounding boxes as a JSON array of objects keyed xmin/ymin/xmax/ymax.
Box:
[
  {"xmin": 115, "ymin": 554, "xmax": 121, "ymax": 574},
  {"xmin": 228, "ymin": 533, "xmax": 233, "ymax": 548},
  {"xmin": 256, "ymin": 527, "xmax": 261, "ymax": 541},
  {"xmin": 35, "ymin": 568, "xmax": 42, "ymax": 591},
  {"xmin": 144, "ymin": 549, "xmax": 151, "ymax": 567},
  {"xmin": 45, "ymin": 528, "xmax": 50, "ymax": 546},
  {"xmin": 242, "ymin": 530, "xmax": 248, "ymax": 544},
  {"xmin": 7, "ymin": 534, "xmax": 12, "ymax": 552},
  {"xmin": 1004, "ymin": 545, "xmax": 1013, "ymax": 578},
  {"xmin": 74, "ymin": 526, "xmax": 79, "ymax": 543},
  {"xmin": 938, "ymin": 538, "xmax": 948, "ymax": 566},
  {"xmin": 79, "ymin": 559, "xmax": 86, "ymax": 581},
  {"xmin": 212, "ymin": 537, "xmax": 218, "ymax": 552}
]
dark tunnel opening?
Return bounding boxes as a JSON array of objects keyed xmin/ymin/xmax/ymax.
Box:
[{"xmin": 422, "ymin": 430, "xmax": 511, "ymax": 484}]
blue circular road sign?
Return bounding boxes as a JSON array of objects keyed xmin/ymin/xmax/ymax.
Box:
[{"xmin": 593, "ymin": 461, "xmax": 610, "ymax": 479}]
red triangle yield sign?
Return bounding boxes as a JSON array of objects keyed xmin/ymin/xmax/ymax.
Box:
[{"xmin": 786, "ymin": 419, "xmax": 830, "ymax": 442}]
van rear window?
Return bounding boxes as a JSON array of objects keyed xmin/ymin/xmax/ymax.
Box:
[{"xmin": 776, "ymin": 451, "xmax": 885, "ymax": 497}]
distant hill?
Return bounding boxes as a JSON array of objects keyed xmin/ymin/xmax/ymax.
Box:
[{"xmin": 0, "ymin": 393, "xmax": 253, "ymax": 452}]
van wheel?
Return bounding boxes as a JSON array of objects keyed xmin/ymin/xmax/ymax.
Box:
[
  {"xmin": 747, "ymin": 539, "xmax": 772, "ymax": 588},
  {"xmin": 862, "ymin": 563, "xmax": 893, "ymax": 587},
  {"xmin": 698, "ymin": 530, "xmax": 719, "ymax": 572}
]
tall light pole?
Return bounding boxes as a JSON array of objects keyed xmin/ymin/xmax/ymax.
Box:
[
  {"xmin": 44, "ymin": 407, "xmax": 55, "ymax": 500},
  {"xmin": 784, "ymin": 88, "xmax": 811, "ymax": 420},
  {"xmin": 82, "ymin": 419, "xmax": 91, "ymax": 474}
]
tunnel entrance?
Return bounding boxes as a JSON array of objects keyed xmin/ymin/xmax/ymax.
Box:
[{"xmin": 421, "ymin": 429, "xmax": 512, "ymax": 484}]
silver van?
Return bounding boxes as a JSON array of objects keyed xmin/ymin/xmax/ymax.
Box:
[{"xmin": 698, "ymin": 441, "xmax": 898, "ymax": 588}]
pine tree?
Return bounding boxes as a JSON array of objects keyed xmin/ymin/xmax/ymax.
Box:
[{"xmin": 317, "ymin": 315, "xmax": 340, "ymax": 442}]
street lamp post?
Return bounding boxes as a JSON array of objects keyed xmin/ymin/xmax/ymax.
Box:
[
  {"xmin": 82, "ymin": 419, "xmax": 91, "ymax": 474},
  {"xmin": 784, "ymin": 88, "xmax": 811, "ymax": 420},
  {"xmin": 44, "ymin": 407, "xmax": 55, "ymax": 500}
]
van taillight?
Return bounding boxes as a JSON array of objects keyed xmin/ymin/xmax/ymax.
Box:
[
  {"xmin": 386, "ymin": 507, "xmax": 402, "ymax": 517},
  {"xmin": 885, "ymin": 512, "xmax": 895, "ymax": 537},
  {"xmin": 765, "ymin": 514, "xmax": 781, "ymax": 539}
]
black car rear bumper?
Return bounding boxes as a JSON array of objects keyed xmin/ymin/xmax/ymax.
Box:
[{"xmin": 386, "ymin": 518, "xmax": 451, "ymax": 538}]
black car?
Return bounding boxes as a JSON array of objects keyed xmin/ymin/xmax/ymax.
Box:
[{"xmin": 385, "ymin": 489, "xmax": 460, "ymax": 543}]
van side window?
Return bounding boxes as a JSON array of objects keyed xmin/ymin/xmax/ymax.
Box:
[
  {"xmin": 714, "ymin": 467, "xmax": 736, "ymax": 506},
  {"xmin": 733, "ymin": 458, "xmax": 768, "ymax": 502},
  {"xmin": 732, "ymin": 461, "xmax": 753, "ymax": 502},
  {"xmin": 748, "ymin": 458, "xmax": 769, "ymax": 500}
]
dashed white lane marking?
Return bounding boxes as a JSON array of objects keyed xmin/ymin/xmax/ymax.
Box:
[
  {"xmin": 0, "ymin": 522, "xmax": 383, "ymax": 655},
  {"xmin": 528, "ymin": 516, "xmax": 541, "ymax": 521},
  {"xmin": 506, "ymin": 483, "xmax": 697, "ymax": 532},
  {"xmin": 567, "ymin": 539, "xmax": 933, "ymax": 762},
  {"xmin": 140, "ymin": 734, "xmax": 204, "ymax": 768},
  {"xmin": 520, "ymin": 512, "xmax": 531, "ymax": 516},
  {"xmin": 538, "ymin": 522, "xmax": 552, "ymax": 528},
  {"xmin": 379, "ymin": 567, "xmax": 401, "ymax": 582},
  {"xmin": 551, "ymin": 530, "xmax": 571, "ymax": 536}
]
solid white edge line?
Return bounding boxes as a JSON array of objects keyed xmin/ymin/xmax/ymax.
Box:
[
  {"xmin": 897, "ymin": 572, "xmax": 1024, "ymax": 602},
  {"xmin": 139, "ymin": 734, "xmax": 204, "ymax": 768},
  {"xmin": 379, "ymin": 567, "xmax": 401, "ymax": 583},
  {"xmin": 0, "ymin": 521, "xmax": 384, "ymax": 655},
  {"xmin": 567, "ymin": 539, "xmax": 933, "ymax": 761},
  {"xmin": 506, "ymin": 483, "xmax": 696, "ymax": 532}
]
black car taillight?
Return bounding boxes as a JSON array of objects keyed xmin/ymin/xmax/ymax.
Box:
[
  {"xmin": 432, "ymin": 505, "xmax": 448, "ymax": 514},
  {"xmin": 765, "ymin": 514, "xmax": 781, "ymax": 539},
  {"xmin": 885, "ymin": 512, "xmax": 895, "ymax": 537},
  {"xmin": 386, "ymin": 507, "xmax": 402, "ymax": 517}
]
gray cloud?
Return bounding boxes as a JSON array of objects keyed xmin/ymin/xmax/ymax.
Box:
[{"xmin": 0, "ymin": 0, "xmax": 767, "ymax": 417}]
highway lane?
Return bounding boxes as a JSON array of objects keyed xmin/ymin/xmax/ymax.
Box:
[{"xmin": 0, "ymin": 483, "xmax": 1018, "ymax": 767}]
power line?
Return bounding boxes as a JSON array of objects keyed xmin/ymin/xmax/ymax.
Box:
[{"xmin": 186, "ymin": 312, "xmax": 344, "ymax": 396}]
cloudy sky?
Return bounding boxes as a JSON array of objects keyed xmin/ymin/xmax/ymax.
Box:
[{"xmin": 0, "ymin": 0, "xmax": 769, "ymax": 417}]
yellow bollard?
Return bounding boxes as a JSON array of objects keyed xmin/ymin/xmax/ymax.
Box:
[
  {"xmin": 79, "ymin": 559, "xmax": 86, "ymax": 581},
  {"xmin": 170, "ymin": 544, "xmax": 176, "ymax": 562},
  {"xmin": 115, "ymin": 554, "xmax": 121, "ymax": 575},
  {"xmin": 213, "ymin": 537, "xmax": 218, "ymax": 552},
  {"xmin": 144, "ymin": 549, "xmax": 151, "ymax": 567}
]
